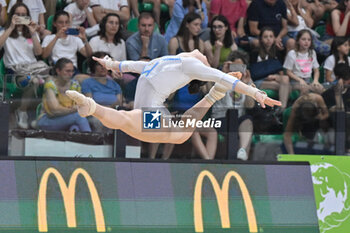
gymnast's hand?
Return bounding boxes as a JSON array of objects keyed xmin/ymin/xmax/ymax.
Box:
[
  {"xmin": 92, "ymin": 55, "xmax": 120, "ymax": 72},
  {"xmin": 255, "ymin": 91, "xmax": 282, "ymax": 108}
]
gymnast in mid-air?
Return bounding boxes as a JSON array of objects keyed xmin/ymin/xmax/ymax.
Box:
[{"xmin": 66, "ymin": 50, "xmax": 281, "ymax": 144}]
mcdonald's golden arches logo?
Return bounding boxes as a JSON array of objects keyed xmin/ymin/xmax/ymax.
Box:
[
  {"xmin": 193, "ymin": 170, "xmax": 258, "ymax": 232},
  {"xmin": 37, "ymin": 167, "xmax": 106, "ymax": 232}
]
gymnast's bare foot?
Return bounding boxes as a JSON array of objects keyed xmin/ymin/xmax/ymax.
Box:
[{"xmin": 66, "ymin": 90, "xmax": 96, "ymax": 117}]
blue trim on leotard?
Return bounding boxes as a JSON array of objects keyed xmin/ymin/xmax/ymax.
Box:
[
  {"xmin": 119, "ymin": 61, "xmax": 123, "ymax": 72},
  {"xmin": 141, "ymin": 61, "xmax": 159, "ymax": 77},
  {"xmin": 232, "ymin": 79, "xmax": 240, "ymax": 90}
]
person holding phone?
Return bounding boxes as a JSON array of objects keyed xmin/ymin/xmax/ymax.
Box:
[
  {"xmin": 0, "ymin": 2, "xmax": 44, "ymax": 129},
  {"xmin": 42, "ymin": 11, "xmax": 93, "ymax": 71}
]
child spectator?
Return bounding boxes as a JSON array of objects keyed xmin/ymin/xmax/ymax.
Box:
[
  {"xmin": 0, "ymin": 2, "xmax": 46, "ymax": 129},
  {"xmin": 284, "ymin": 29, "xmax": 324, "ymax": 94},
  {"xmin": 37, "ymin": 58, "xmax": 91, "ymax": 132},
  {"xmin": 81, "ymin": 52, "xmax": 122, "ymax": 132},
  {"xmin": 42, "ymin": 11, "xmax": 93, "ymax": 70},
  {"xmin": 204, "ymin": 15, "xmax": 238, "ymax": 69},
  {"xmin": 251, "ymin": 27, "xmax": 290, "ymax": 113},
  {"xmin": 324, "ymin": 37, "xmax": 350, "ymax": 83}
]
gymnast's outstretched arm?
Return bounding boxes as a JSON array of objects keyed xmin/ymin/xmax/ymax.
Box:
[{"xmin": 93, "ymin": 56, "xmax": 148, "ymax": 74}]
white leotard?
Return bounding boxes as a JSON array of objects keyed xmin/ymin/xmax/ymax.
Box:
[{"xmin": 119, "ymin": 56, "xmax": 239, "ymax": 109}]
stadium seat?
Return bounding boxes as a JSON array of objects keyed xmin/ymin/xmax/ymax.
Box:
[
  {"xmin": 127, "ymin": 17, "xmax": 160, "ymax": 33},
  {"xmin": 138, "ymin": 2, "xmax": 169, "ymax": 14},
  {"xmin": 47, "ymin": 15, "xmax": 54, "ymax": 32}
]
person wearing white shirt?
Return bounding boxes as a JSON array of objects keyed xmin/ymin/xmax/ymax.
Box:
[
  {"xmin": 64, "ymin": 0, "xmax": 97, "ymax": 28},
  {"xmin": 89, "ymin": 13, "xmax": 126, "ymax": 61},
  {"xmin": 42, "ymin": 11, "xmax": 93, "ymax": 69},
  {"xmin": 7, "ymin": 0, "xmax": 46, "ymax": 29},
  {"xmin": 90, "ymin": 0, "xmax": 130, "ymax": 24},
  {"xmin": 0, "ymin": 3, "xmax": 43, "ymax": 129}
]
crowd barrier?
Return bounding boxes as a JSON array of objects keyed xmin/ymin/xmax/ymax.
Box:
[
  {"xmin": 279, "ymin": 154, "xmax": 350, "ymax": 233},
  {"xmin": 0, "ymin": 158, "xmax": 318, "ymax": 232}
]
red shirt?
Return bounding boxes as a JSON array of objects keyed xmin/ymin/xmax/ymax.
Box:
[
  {"xmin": 210, "ymin": 0, "xmax": 248, "ymax": 32},
  {"xmin": 326, "ymin": 11, "xmax": 350, "ymax": 36}
]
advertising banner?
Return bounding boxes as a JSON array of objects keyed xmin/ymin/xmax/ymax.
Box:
[
  {"xmin": 0, "ymin": 159, "xmax": 319, "ymax": 232},
  {"xmin": 278, "ymin": 154, "xmax": 350, "ymax": 233}
]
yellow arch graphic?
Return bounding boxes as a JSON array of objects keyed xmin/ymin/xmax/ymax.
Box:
[
  {"xmin": 194, "ymin": 170, "xmax": 257, "ymax": 232},
  {"xmin": 37, "ymin": 167, "xmax": 106, "ymax": 232}
]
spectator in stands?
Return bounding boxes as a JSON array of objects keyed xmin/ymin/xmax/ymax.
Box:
[
  {"xmin": 323, "ymin": 63, "xmax": 350, "ymax": 112},
  {"xmin": 89, "ymin": 13, "xmax": 126, "ymax": 61},
  {"xmin": 247, "ymin": 0, "xmax": 290, "ymax": 50},
  {"xmin": 209, "ymin": 0, "xmax": 247, "ymax": 38},
  {"xmin": 126, "ymin": 12, "xmax": 168, "ymax": 60},
  {"xmin": 284, "ymin": 29, "xmax": 324, "ymax": 95},
  {"xmin": 307, "ymin": 0, "xmax": 338, "ymax": 26},
  {"xmin": 285, "ymin": 0, "xmax": 330, "ymax": 56},
  {"xmin": 64, "ymin": 0, "xmax": 97, "ymax": 28},
  {"xmin": 128, "ymin": 0, "xmax": 171, "ymax": 26},
  {"xmin": 251, "ymin": 27, "xmax": 290, "ymax": 113},
  {"xmin": 212, "ymin": 50, "xmax": 254, "ymax": 160},
  {"xmin": 7, "ymin": 0, "xmax": 48, "ymax": 38},
  {"xmin": 168, "ymin": 12, "xmax": 205, "ymax": 55},
  {"xmin": 204, "ymin": 15, "xmax": 238, "ymax": 69},
  {"xmin": 324, "ymin": 37, "xmax": 350, "ymax": 83},
  {"xmin": 326, "ymin": 0, "xmax": 350, "ymax": 37},
  {"xmin": 37, "ymin": 58, "xmax": 91, "ymax": 132},
  {"xmin": 81, "ymin": 52, "xmax": 122, "ymax": 132},
  {"xmin": 164, "ymin": 0, "xmax": 208, "ymax": 42},
  {"xmin": 42, "ymin": 11, "xmax": 93, "ymax": 71},
  {"xmin": 284, "ymin": 93, "xmax": 329, "ymax": 154},
  {"xmin": 0, "ymin": 0, "xmax": 7, "ymax": 27},
  {"xmin": 89, "ymin": 0, "xmax": 130, "ymax": 25},
  {"xmin": 0, "ymin": 2, "xmax": 46, "ymax": 129}
]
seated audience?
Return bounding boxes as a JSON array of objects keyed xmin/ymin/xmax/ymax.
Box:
[
  {"xmin": 251, "ymin": 27, "xmax": 289, "ymax": 113},
  {"xmin": 81, "ymin": 52, "xmax": 123, "ymax": 132},
  {"xmin": 0, "ymin": 2, "xmax": 47, "ymax": 129},
  {"xmin": 168, "ymin": 12, "xmax": 205, "ymax": 55},
  {"xmin": 247, "ymin": 0, "xmax": 290, "ymax": 50},
  {"xmin": 42, "ymin": 11, "xmax": 93, "ymax": 70},
  {"xmin": 126, "ymin": 12, "xmax": 168, "ymax": 60},
  {"xmin": 64, "ymin": 0, "xmax": 97, "ymax": 28},
  {"xmin": 324, "ymin": 37, "xmax": 350, "ymax": 83},
  {"xmin": 284, "ymin": 29, "xmax": 324, "ymax": 95},
  {"xmin": 209, "ymin": 0, "xmax": 247, "ymax": 38},
  {"xmin": 164, "ymin": 0, "xmax": 208, "ymax": 42},
  {"xmin": 37, "ymin": 58, "xmax": 91, "ymax": 132},
  {"xmin": 212, "ymin": 50, "xmax": 254, "ymax": 160},
  {"xmin": 204, "ymin": 15, "xmax": 238, "ymax": 69},
  {"xmin": 89, "ymin": 0, "xmax": 130, "ymax": 24},
  {"xmin": 89, "ymin": 13, "xmax": 126, "ymax": 61},
  {"xmin": 285, "ymin": 0, "xmax": 330, "ymax": 56},
  {"xmin": 326, "ymin": 0, "xmax": 350, "ymax": 37}
]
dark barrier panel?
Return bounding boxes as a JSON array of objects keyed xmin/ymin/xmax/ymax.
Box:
[
  {"xmin": 0, "ymin": 158, "xmax": 319, "ymax": 232},
  {"xmin": 0, "ymin": 102, "xmax": 9, "ymax": 156}
]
